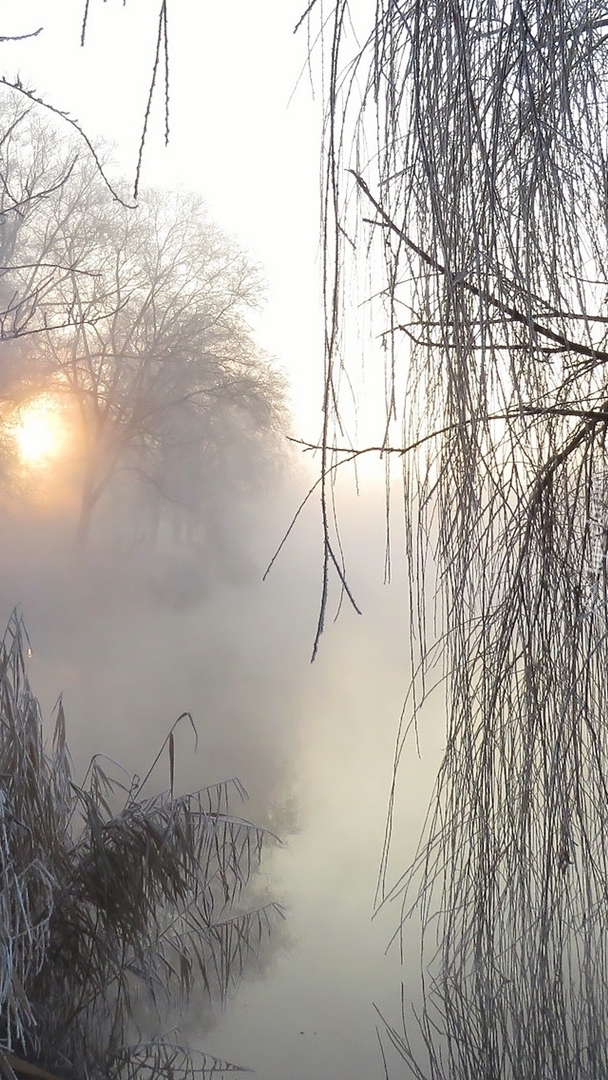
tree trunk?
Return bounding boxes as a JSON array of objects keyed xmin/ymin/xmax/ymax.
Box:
[{"xmin": 75, "ymin": 468, "xmax": 103, "ymax": 551}]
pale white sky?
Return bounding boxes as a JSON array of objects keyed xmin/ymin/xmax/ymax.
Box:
[{"xmin": 2, "ymin": 1, "xmax": 327, "ymax": 439}]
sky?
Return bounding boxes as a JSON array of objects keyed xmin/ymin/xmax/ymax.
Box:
[
  {"xmin": 2, "ymin": 0, "xmax": 327, "ymax": 438},
  {"xmin": 0, "ymin": 6, "xmax": 439, "ymax": 1080}
]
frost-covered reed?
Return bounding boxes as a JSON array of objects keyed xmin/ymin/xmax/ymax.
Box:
[{"xmin": 0, "ymin": 613, "xmax": 278, "ymax": 1080}]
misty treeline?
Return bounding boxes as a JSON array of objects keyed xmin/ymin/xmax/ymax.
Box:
[
  {"xmin": 0, "ymin": 613, "xmax": 280, "ymax": 1080},
  {"xmin": 0, "ymin": 98, "xmax": 286, "ymax": 550},
  {"xmin": 302, "ymin": 2, "xmax": 608, "ymax": 1077}
]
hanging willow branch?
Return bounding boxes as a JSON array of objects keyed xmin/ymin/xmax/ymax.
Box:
[{"xmin": 304, "ymin": 1, "xmax": 608, "ymax": 1076}]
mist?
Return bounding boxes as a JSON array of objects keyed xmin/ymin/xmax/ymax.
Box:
[
  {"xmin": 0, "ymin": 19, "xmax": 446, "ymax": 1076},
  {"xmin": 0, "ymin": 418, "xmax": 443, "ymax": 1078},
  {"xmin": 1, "ymin": 4, "xmax": 606, "ymax": 1078}
]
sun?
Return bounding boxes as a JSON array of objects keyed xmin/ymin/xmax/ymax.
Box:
[{"xmin": 11, "ymin": 395, "xmax": 69, "ymax": 466}]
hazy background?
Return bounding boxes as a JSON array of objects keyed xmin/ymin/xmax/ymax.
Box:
[
  {"xmin": 0, "ymin": 465, "xmax": 444, "ymax": 1080},
  {"xmin": 0, "ymin": 455, "xmax": 441, "ymax": 1080},
  {"xmin": 0, "ymin": 4, "xmax": 445, "ymax": 1078}
]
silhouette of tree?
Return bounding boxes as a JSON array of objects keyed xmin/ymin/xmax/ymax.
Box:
[{"xmin": 0, "ymin": 119, "xmax": 285, "ymax": 547}]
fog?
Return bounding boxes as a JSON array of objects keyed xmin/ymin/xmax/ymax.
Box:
[
  {"xmin": 0, "ymin": 440, "xmax": 444, "ymax": 1078},
  {"xmin": 1, "ymin": 6, "xmax": 605, "ymax": 1079},
  {"xmin": 0, "ymin": 8, "xmax": 448, "ymax": 1076}
]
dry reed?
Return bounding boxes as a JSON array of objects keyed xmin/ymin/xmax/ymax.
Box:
[{"xmin": 0, "ymin": 612, "xmax": 278, "ymax": 1080}]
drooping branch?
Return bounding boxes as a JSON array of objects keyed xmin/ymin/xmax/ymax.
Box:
[
  {"xmin": 352, "ymin": 170, "xmax": 608, "ymax": 370},
  {"xmin": 306, "ymin": 3, "xmax": 608, "ymax": 1075}
]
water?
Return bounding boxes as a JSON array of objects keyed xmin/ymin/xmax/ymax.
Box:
[{"xmin": 0, "ymin": 470, "xmax": 442, "ymax": 1080}]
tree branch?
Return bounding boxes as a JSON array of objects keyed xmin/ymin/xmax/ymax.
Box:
[{"xmin": 352, "ymin": 170, "xmax": 608, "ymax": 367}]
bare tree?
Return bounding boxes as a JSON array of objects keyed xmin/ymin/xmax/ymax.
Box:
[
  {"xmin": 0, "ymin": 100, "xmax": 89, "ymax": 335},
  {"xmin": 0, "ymin": 134, "xmax": 285, "ymax": 547},
  {"xmin": 301, "ymin": 2, "xmax": 608, "ymax": 1076}
]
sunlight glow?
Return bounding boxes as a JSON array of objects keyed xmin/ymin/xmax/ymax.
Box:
[{"xmin": 11, "ymin": 396, "xmax": 69, "ymax": 466}]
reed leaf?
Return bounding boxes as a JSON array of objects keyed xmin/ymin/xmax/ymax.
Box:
[{"xmin": 0, "ymin": 612, "xmax": 277, "ymax": 1079}]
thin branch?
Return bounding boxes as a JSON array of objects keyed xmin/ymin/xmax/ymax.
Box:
[{"xmin": 353, "ymin": 171, "xmax": 608, "ymax": 367}]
